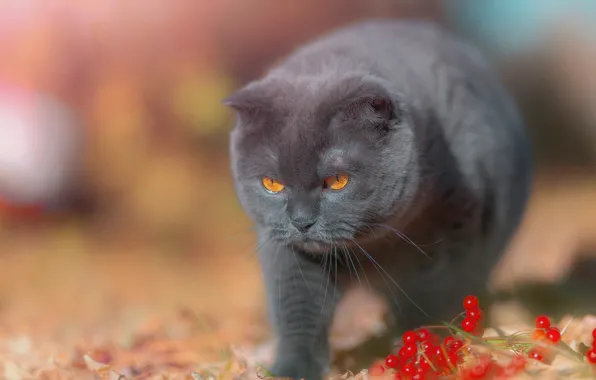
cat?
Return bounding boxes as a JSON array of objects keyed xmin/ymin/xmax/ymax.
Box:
[{"xmin": 224, "ymin": 20, "xmax": 533, "ymax": 380}]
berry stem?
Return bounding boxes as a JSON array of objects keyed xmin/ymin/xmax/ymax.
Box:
[
  {"xmin": 440, "ymin": 344, "xmax": 458, "ymax": 373},
  {"xmin": 417, "ymin": 325, "xmax": 452, "ymax": 331},
  {"xmin": 442, "ymin": 322, "xmax": 481, "ymax": 342},
  {"xmin": 419, "ymin": 351, "xmax": 438, "ymax": 373}
]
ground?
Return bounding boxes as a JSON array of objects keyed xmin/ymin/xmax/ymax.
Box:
[{"xmin": 0, "ymin": 174, "xmax": 595, "ymax": 380}]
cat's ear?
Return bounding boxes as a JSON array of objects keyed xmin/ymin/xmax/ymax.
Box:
[
  {"xmin": 223, "ymin": 86, "xmax": 265, "ymax": 111},
  {"xmin": 347, "ymin": 94, "xmax": 400, "ymax": 132},
  {"xmin": 222, "ymin": 81, "xmax": 274, "ymax": 125}
]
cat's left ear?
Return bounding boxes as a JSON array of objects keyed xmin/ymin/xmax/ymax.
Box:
[
  {"xmin": 364, "ymin": 95, "xmax": 395, "ymax": 121},
  {"xmin": 347, "ymin": 94, "xmax": 400, "ymax": 132}
]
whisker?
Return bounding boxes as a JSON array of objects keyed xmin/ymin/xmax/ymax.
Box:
[
  {"xmin": 350, "ymin": 238, "xmax": 430, "ymax": 318},
  {"xmin": 350, "ymin": 239, "xmax": 402, "ymax": 317},
  {"xmin": 342, "ymin": 243, "xmax": 364, "ymax": 287},
  {"xmin": 363, "ymin": 224, "xmax": 396, "ymax": 246},
  {"xmin": 333, "ymin": 246, "xmax": 338, "ymax": 308},
  {"xmin": 319, "ymin": 247, "xmax": 330, "ymax": 291},
  {"xmin": 256, "ymin": 235, "xmax": 273, "ymax": 252},
  {"xmin": 321, "ymin": 247, "xmax": 332, "ymax": 316},
  {"xmin": 348, "ymin": 243, "xmax": 371, "ymax": 288},
  {"xmin": 237, "ymin": 234, "xmax": 273, "ymax": 264},
  {"xmin": 312, "ymin": 246, "xmax": 333, "ymax": 346},
  {"xmin": 289, "ymin": 246, "xmax": 299, "ymax": 293},
  {"xmin": 374, "ymin": 223, "xmax": 432, "ymax": 260},
  {"xmin": 222, "ymin": 225, "xmax": 257, "ymax": 241},
  {"xmin": 416, "ymin": 237, "xmax": 445, "ymax": 247},
  {"xmin": 275, "ymin": 243, "xmax": 283, "ymax": 319},
  {"xmin": 340, "ymin": 244, "xmax": 356, "ymax": 284},
  {"xmin": 291, "ymin": 245, "xmax": 311, "ymax": 294}
]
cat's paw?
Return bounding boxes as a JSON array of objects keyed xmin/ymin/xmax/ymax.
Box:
[{"xmin": 269, "ymin": 359, "xmax": 322, "ymax": 380}]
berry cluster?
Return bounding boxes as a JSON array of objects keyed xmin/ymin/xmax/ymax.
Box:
[
  {"xmin": 369, "ymin": 295, "xmax": 486, "ymax": 379},
  {"xmin": 587, "ymin": 328, "xmax": 596, "ymax": 364},
  {"xmin": 532, "ymin": 315, "xmax": 561, "ymax": 344},
  {"xmin": 368, "ymin": 295, "xmax": 596, "ymax": 379},
  {"xmin": 526, "ymin": 315, "xmax": 562, "ymax": 362},
  {"xmin": 383, "ymin": 328, "xmax": 464, "ymax": 379},
  {"xmin": 461, "ymin": 296, "xmax": 484, "ymax": 336}
]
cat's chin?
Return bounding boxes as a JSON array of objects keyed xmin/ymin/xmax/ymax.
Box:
[{"xmin": 293, "ymin": 240, "xmax": 335, "ymax": 254}]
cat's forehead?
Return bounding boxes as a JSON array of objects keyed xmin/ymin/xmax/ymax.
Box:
[
  {"xmin": 275, "ymin": 122, "xmax": 366, "ymax": 184},
  {"xmin": 275, "ymin": 112, "xmax": 333, "ymax": 177},
  {"xmin": 233, "ymin": 74, "xmax": 382, "ymax": 180}
]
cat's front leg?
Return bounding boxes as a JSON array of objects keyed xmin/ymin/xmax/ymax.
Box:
[{"xmin": 259, "ymin": 241, "xmax": 342, "ymax": 380}]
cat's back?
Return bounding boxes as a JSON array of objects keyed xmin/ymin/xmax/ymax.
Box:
[
  {"xmin": 269, "ymin": 20, "xmax": 477, "ymax": 82},
  {"xmin": 267, "ymin": 19, "xmax": 501, "ymax": 117}
]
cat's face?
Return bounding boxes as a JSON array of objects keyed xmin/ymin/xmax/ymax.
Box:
[{"xmin": 226, "ymin": 75, "xmax": 420, "ymax": 253}]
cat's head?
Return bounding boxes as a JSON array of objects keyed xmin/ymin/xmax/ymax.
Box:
[{"xmin": 225, "ymin": 73, "xmax": 422, "ymax": 253}]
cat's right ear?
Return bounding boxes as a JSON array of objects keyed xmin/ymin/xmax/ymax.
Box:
[{"xmin": 222, "ymin": 82, "xmax": 273, "ymax": 125}]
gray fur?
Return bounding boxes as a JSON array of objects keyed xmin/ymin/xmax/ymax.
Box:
[{"xmin": 225, "ymin": 19, "xmax": 533, "ymax": 380}]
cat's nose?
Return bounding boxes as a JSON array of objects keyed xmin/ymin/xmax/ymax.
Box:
[{"xmin": 291, "ymin": 218, "xmax": 316, "ymax": 233}]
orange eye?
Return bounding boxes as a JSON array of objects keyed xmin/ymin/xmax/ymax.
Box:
[
  {"xmin": 324, "ymin": 173, "xmax": 349, "ymax": 190},
  {"xmin": 261, "ymin": 176, "xmax": 285, "ymax": 193}
]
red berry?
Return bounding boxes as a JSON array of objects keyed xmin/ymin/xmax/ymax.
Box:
[
  {"xmin": 449, "ymin": 339, "xmax": 464, "ymax": 353},
  {"xmin": 417, "ymin": 328, "xmax": 432, "ymax": 342},
  {"xmin": 532, "ymin": 329, "xmax": 546, "ymax": 341},
  {"xmin": 466, "ymin": 307, "xmax": 483, "ymax": 321},
  {"xmin": 443, "ymin": 336, "xmax": 455, "ymax": 346},
  {"xmin": 402, "ymin": 330, "xmax": 418, "ymax": 345},
  {"xmin": 545, "ymin": 327, "xmax": 561, "ymax": 343},
  {"xmin": 535, "ymin": 315, "xmax": 551, "ymax": 329},
  {"xmin": 587, "ymin": 349, "xmax": 596, "ymax": 364},
  {"xmin": 401, "ymin": 363, "xmax": 415, "ymax": 375},
  {"xmin": 385, "ymin": 354, "xmax": 400, "ymax": 369},
  {"xmin": 412, "ymin": 365, "xmax": 435, "ymax": 380},
  {"xmin": 448, "ymin": 352, "xmax": 461, "ymax": 366},
  {"xmin": 592, "ymin": 328, "xmax": 596, "ymax": 341},
  {"xmin": 431, "ymin": 345, "xmax": 445, "ymax": 358},
  {"xmin": 399, "ymin": 344, "xmax": 417, "ymax": 359},
  {"xmin": 463, "ymin": 295, "xmax": 479, "ymax": 310},
  {"xmin": 418, "ymin": 357, "xmax": 431, "ymax": 371},
  {"xmin": 528, "ymin": 349, "xmax": 543, "ymax": 362},
  {"xmin": 420, "ymin": 340, "xmax": 434, "ymax": 354},
  {"xmin": 462, "ymin": 317, "xmax": 477, "ymax": 333}
]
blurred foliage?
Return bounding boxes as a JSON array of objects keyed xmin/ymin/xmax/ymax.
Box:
[{"xmin": 0, "ymin": 1, "xmax": 252, "ymax": 261}]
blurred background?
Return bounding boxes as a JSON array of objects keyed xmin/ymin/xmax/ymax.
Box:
[{"xmin": 0, "ymin": 0, "xmax": 595, "ymax": 378}]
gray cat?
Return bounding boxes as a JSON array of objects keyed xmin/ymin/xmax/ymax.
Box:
[{"xmin": 224, "ymin": 20, "xmax": 533, "ymax": 380}]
